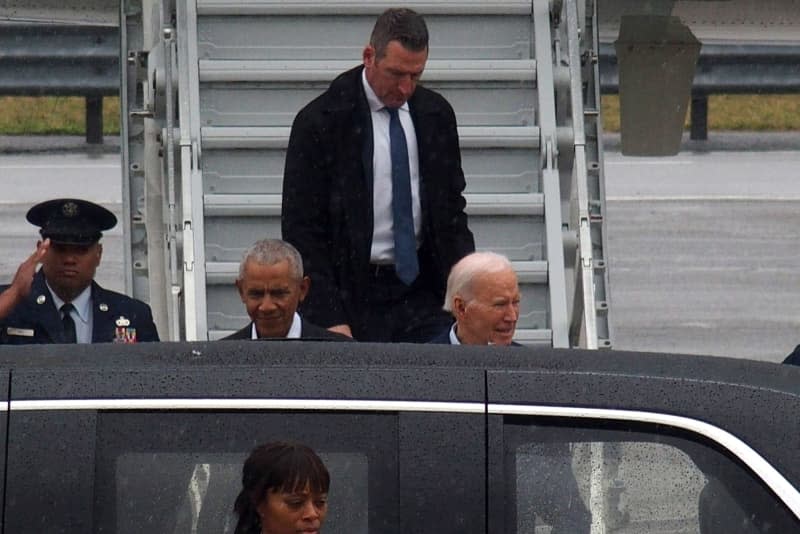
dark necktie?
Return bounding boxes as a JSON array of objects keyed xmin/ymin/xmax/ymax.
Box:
[
  {"xmin": 61, "ymin": 303, "xmax": 77, "ymax": 344},
  {"xmin": 386, "ymin": 107, "xmax": 419, "ymax": 285}
]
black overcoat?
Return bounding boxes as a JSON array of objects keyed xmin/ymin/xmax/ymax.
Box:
[{"xmin": 282, "ymin": 65, "xmax": 475, "ymax": 328}]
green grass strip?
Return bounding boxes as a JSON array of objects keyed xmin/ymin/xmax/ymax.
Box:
[
  {"xmin": 0, "ymin": 96, "xmax": 121, "ymax": 135},
  {"xmin": 602, "ymin": 94, "xmax": 800, "ymax": 132},
  {"xmin": 0, "ymin": 95, "xmax": 798, "ymax": 135}
]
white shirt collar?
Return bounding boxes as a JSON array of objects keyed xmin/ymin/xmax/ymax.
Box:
[
  {"xmin": 250, "ymin": 312, "xmax": 303, "ymax": 339},
  {"xmin": 362, "ymin": 68, "xmax": 410, "ymax": 113},
  {"xmin": 449, "ymin": 323, "xmax": 461, "ymax": 345},
  {"xmin": 47, "ymin": 282, "xmax": 92, "ymax": 324},
  {"xmin": 450, "ymin": 324, "xmax": 502, "ymax": 346}
]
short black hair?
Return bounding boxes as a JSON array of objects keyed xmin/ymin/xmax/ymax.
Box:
[
  {"xmin": 233, "ymin": 441, "xmax": 330, "ymax": 534},
  {"xmin": 369, "ymin": 8, "xmax": 429, "ymax": 60}
]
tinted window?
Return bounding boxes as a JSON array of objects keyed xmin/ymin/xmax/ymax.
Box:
[
  {"xmin": 112, "ymin": 450, "xmax": 367, "ymax": 534},
  {"xmin": 7, "ymin": 410, "xmax": 396, "ymax": 534},
  {"xmin": 492, "ymin": 417, "xmax": 799, "ymax": 533}
]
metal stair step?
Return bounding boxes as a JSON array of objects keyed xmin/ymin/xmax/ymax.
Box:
[
  {"xmin": 197, "ymin": 0, "xmax": 533, "ymax": 16},
  {"xmin": 201, "ymin": 126, "xmax": 540, "ymax": 149},
  {"xmin": 205, "ymin": 259, "xmax": 547, "ymax": 285},
  {"xmin": 200, "ymin": 59, "xmax": 536, "ymax": 83},
  {"xmin": 202, "ymin": 192, "xmax": 544, "ymax": 217},
  {"xmin": 464, "ymin": 193, "xmax": 543, "ymax": 216}
]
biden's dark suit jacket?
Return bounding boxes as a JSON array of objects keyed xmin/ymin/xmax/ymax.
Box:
[
  {"xmin": 784, "ymin": 345, "xmax": 800, "ymax": 365},
  {"xmin": 0, "ymin": 270, "xmax": 159, "ymax": 344},
  {"xmin": 428, "ymin": 325, "xmax": 523, "ymax": 346},
  {"xmin": 282, "ymin": 65, "xmax": 474, "ymax": 330}
]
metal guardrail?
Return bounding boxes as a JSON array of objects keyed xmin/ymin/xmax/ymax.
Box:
[
  {"xmin": 599, "ymin": 43, "xmax": 800, "ymax": 140},
  {"xmin": 0, "ymin": 23, "xmax": 119, "ymax": 144},
  {"xmin": 2, "ymin": 23, "xmax": 797, "ymax": 144}
]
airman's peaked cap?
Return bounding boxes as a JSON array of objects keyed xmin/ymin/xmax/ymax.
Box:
[{"xmin": 26, "ymin": 198, "xmax": 117, "ymax": 245}]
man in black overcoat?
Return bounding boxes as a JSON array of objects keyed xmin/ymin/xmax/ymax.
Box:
[{"xmin": 282, "ymin": 8, "xmax": 474, "ymax": 342}]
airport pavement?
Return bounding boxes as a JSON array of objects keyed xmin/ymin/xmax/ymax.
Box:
[
  {"xmin": 602, "ymin": 135, "xmax": 800, "ymax": 362},
  {"xmin": 0, "ymin": 148, "xmax": 124, "ymax": 293},
  {"xmin": 1, "ymin": 133, "xmax": 798, "ymax": 361}
]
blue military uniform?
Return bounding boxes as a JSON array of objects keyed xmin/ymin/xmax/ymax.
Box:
[
  {"xmin": 0, "ymin": 271, "xmax": 158, "ymax": 344},
  {"xmin": 0, "ymin": 198, "xmax": 159, "ymax": 344}
]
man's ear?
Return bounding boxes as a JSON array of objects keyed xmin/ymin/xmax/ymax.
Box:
[
  {"xmin": 363, "ymin": 44, "xmax": 375, "ymax": 67},
  {"xmin": 235, "ymin": 279, "xmax": 245, "ymax": 301},
  {"xmin": 298, "ymin": 276, "xmax": 311, "ymax": 302},
  {"xmin": 453, "ymin": 295, "xmax": 467, "ymax": 319}
]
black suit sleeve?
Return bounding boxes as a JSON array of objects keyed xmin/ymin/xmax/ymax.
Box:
[
  {"xmin": 282, "ymin": 109, "xmax": 348, "ymax": 327},
  {"xmin": 438, "ymin": 99, "xmax": 474, "ymax": 262},
  {"xmin": 414, "ymin": 90, "xmax": 475, "ymax": 276}
]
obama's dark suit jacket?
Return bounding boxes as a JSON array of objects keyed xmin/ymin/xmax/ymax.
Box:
[{"xmin": 223, "ymin": 318, "xmax": 349, "ymax": 341}]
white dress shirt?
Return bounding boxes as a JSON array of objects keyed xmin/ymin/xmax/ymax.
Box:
[
  {"xmin": 449, "ymin": 323, "xmax": 461, "ymax": 345},
  {"xmin": 249, "ymin": 312, "xmax": 303, "ymax": 339},
  {"xmin": 362, "ymin": 69, "xmax": 422, "ymax": 264}
]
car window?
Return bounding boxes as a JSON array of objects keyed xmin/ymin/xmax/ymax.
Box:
[
  {"xmin": 496, "ymin": 418, "xmax": 800, "ymax": 533},
  {"xmin": 112, "ymin": 450, "xmax": 367, "ymax": 534},
  {"xmin": 6, "ymin": 410, "xmax": 396, "ymax": 534}
]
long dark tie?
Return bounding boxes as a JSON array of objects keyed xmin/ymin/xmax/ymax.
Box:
[
  {"xmin": 386, "ymin": 107, "xmax": 419, "ymax": 285},
  {"xmin": 60, "ymin": 303, "xmax": 77, "ymax": 344}
]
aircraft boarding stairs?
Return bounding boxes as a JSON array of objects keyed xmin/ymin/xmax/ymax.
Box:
[{"xmin": 122, "ymin": 0, "xmax": 610, "ymax": 348}]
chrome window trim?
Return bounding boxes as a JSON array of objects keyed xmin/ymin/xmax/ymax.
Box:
[
  {"xmin": 9, "ymin": 398, "xmax": 485, "ymax": 413},
  {"xmin": 490, "ymin": 403, "xmax": 800, "ymax": 520}
]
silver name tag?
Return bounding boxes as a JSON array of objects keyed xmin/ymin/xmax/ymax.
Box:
[{"xmin": 6, "ymin": 327, "xmax": 34, "ymax": 337}]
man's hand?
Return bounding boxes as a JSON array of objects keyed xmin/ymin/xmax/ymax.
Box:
[
  {"xmin": 328, "ymin": 324, "xmax": 353, "ymax": 338},
  {"xmin": 9, "ymin": 239, "xmax": 50, "ymax": 301},
  {"xmin": 0, "ymin": 239, "xmax": 49, "ymax": 320}
]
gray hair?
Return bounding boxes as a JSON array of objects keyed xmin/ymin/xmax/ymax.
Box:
[
  {"xmin": 238, "ymin": 239, "xmax": 304, "ymax": 279},
  {"xmin": 443, "ymin": 252, "xmax": 514, "ymax": 312},
  {"xmin": 369, "ymin": 8, "xmax": 429, "ymax": 60}
]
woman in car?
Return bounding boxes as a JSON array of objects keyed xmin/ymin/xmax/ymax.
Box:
[{"xmin": 234, "ymin": 441, "xmax": 330, "ymax": 534}]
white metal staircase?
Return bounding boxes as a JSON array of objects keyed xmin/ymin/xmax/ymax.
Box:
[{"xmin": 122, "ymin": 0, "xmax": 611, "ymax": 348}]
